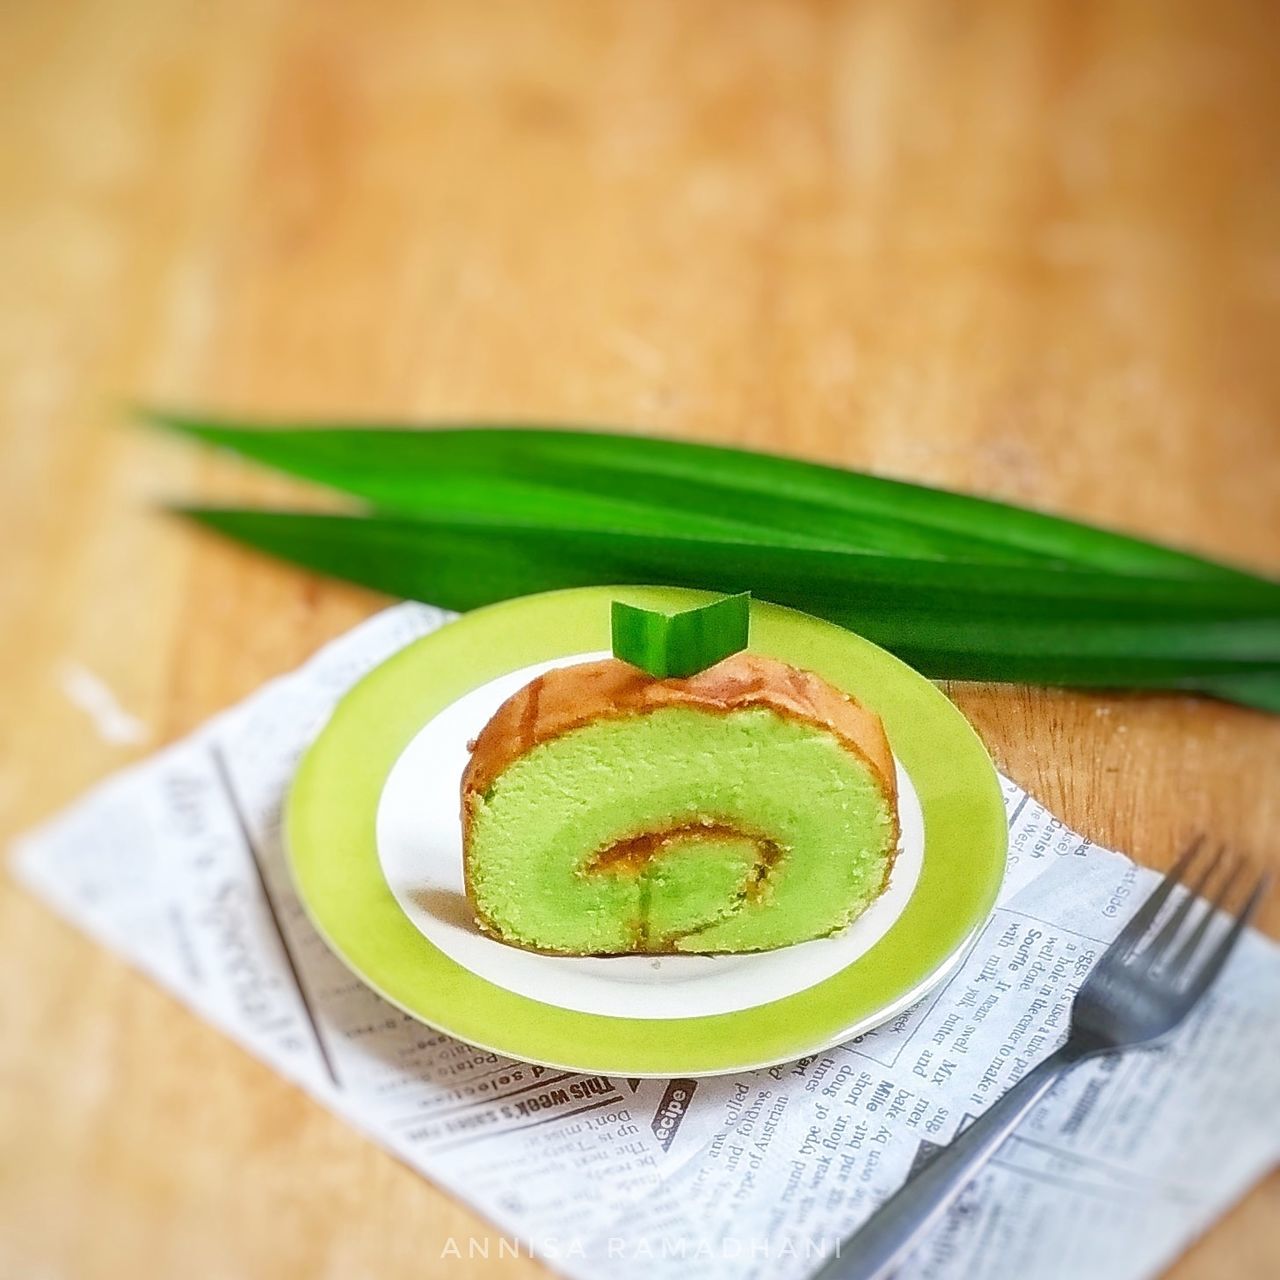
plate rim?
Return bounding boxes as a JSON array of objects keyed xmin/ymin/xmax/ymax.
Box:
[{"xmin": 284, "ymin": 586, "xmax": 1008, "ymax": 1076}]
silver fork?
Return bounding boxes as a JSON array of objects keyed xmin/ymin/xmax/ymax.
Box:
[{"xmin": 813, "ymin": 838, "xmax": 1271, "ymax": 1280}]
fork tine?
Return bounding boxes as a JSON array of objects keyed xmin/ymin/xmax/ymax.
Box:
[
  {"xmin": 1167, "ymin": 855, "xmax": 1245, "ymax": 979},
  {"xmin": 1181, "ymin": 872, "xmax": 1272, "ymax": 1002},
  {"xmin": 1141, "ymin": 843, "xmax": 1226, "ymax": 970},
  {"xmin": 1106, "ymin": 835, "xmax": 1204, "ymax": 961}
]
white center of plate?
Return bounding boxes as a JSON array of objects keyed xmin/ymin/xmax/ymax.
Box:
[{"xmin": 376, "ymin": 652, "xmax": 926, "ymax": 1019}]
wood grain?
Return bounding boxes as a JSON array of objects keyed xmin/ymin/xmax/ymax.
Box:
[{"xmin": 1, "ymin": 1, "xmax": 1277, "ymax": 1276}]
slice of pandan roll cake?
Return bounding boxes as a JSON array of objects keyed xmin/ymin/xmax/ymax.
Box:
[{"xmin": 460, "ymin": 594, "xmax": 900, "ymax": 955}]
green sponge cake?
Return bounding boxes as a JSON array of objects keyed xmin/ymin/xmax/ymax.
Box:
[{"xmin": 461, "ymin": 653, "xmax": 900, "ymax": 955}]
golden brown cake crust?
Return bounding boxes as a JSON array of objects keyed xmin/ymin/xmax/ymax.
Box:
[{"xmin": 462, "ymin": 652, "xmax": 897, "ymax": 815}]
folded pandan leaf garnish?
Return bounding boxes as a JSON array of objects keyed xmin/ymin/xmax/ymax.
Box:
[
  {"xmin": 143, "ymin": 412, "xmax": 1280, "ymax": 712},
  {"xmin": 612, "ymin": 593, "xmax": 750, "ymax": 679}
]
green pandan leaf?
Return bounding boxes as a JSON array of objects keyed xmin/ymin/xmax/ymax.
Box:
[
  {"xmin": 144, "ymin": 413, "xmax": 1280, "ymax": 591},
  {"xmin": 172, "ymin": 508, "xmax": 1280, "ymax": 694},
  {"xmin": 612, "ymin": 593, "xmax": 750, "ymax": 678},
  {"xmin": 170, "ymin": 507, "xmax": 1280, "ymax": 627}
]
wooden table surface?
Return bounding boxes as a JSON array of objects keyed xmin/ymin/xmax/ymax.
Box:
[{"xmin": 2, "ymin": 1, "xmax": 1277, "ymax": 1276}]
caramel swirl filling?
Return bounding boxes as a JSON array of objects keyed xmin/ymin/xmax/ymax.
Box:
[{"xmin": 583, "ymin": 821, "xmax": 787, "ymax": 949}]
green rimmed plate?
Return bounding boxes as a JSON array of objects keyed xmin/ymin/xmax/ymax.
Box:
[{"xmin": 285, "ymin": 586, "xmax": 1006, "ymax": 1077}]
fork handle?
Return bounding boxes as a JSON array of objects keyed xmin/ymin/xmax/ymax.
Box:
[{"xmin": 812, "ymin": 1046, "xmax": 1079, "ymax": 1280}]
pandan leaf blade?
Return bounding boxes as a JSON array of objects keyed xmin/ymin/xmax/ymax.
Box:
[
  {"xmin": 145, "ymin": 413, "xmax": 1280, "ymax": 592},
  {"xmin": 173, "ymin": 508, "xmax": 1280, "ymax": 698}
]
